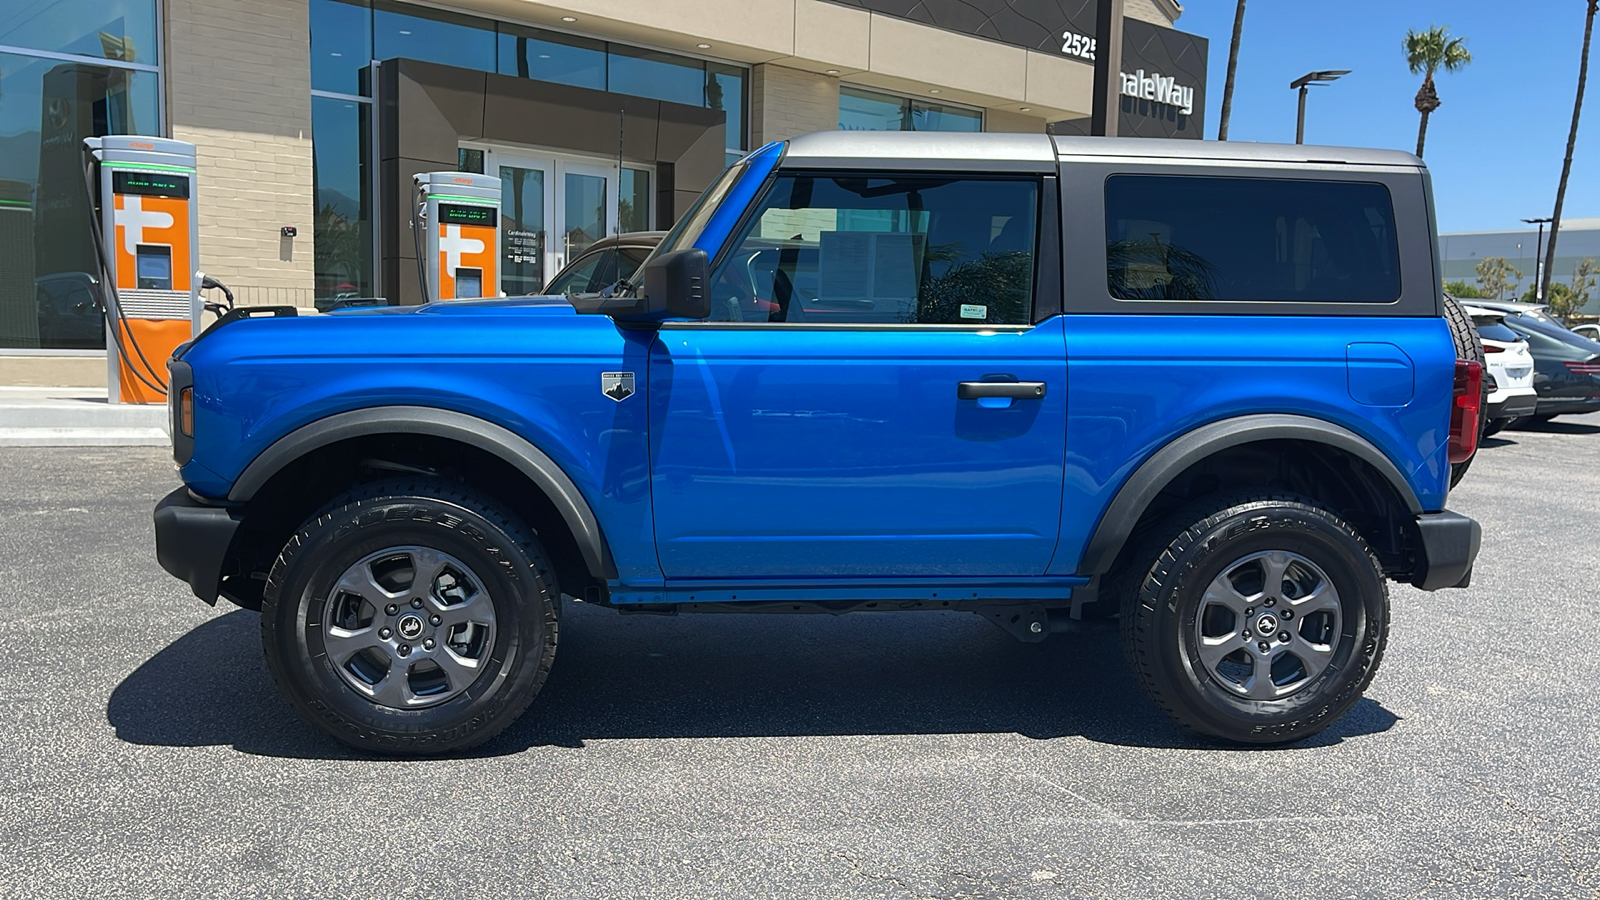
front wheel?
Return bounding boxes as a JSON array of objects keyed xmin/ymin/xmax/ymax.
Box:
[
  {"xmin": 1120, "ymin": 495, "xmax": 1388, "ymax": 745},
  {"xmin": 261, "ymin": 479, "xmax": 559, "ymax": 754}
]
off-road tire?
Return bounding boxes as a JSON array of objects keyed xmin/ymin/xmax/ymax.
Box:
[
  {"xmin": 1483, "ymin": 417, "xmax": 1508, "ymax": 437},
  {"xmin": 261, "ymin": 478, "xmax": 558, "ymax": 755},
  {"xmin": 1120, "ymin": 494, "xmax": 1388, "ymax": 745},
  {"xmin": 1443, "ymin": 293, "xmax": 1485, "ymax": 488}
]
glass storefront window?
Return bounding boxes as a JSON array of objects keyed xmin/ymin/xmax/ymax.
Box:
[
  {"xmin": 311, "ymin": 96, "xmax": 373, "ymax": 303},
  {"xmin": 457, "ymin": 148, "xmax": 484, "ymax": 174},
  {"xmin": 310, "ymin": 0, "xmax": 372, "ymax": 95},
  {"xmin": 0, "ymin": 0, "xmax": 159, "ymax": 65},
  {"xmin": 620, "ymin": 168, "xmax": 651, "ymax": 233},
  {"xmin": 707, "ymin": 63, "xmax": 745, "ymax": 150},
  {"xmin": 607, "ymin": 46, "xmax": 703, "ymax": 108},
  {"xmin": 0, "ymin": 52, "xmax": 159, "ymax": 349},
  {"xmin": 498, "ymin": 25, "xmax": 605, "ymax": 90},
  {"xmin": 373, "ymin": 1, "xmax": 495, "ymax": 74},
  {"xmin": 839, "ymin": 85, "xmax": 982, "ymax": 133}
]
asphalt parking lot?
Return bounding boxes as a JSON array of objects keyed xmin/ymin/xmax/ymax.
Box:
[{"xmin": 2, "ymin": 415, "xmax": 1598, "ymax": 898}]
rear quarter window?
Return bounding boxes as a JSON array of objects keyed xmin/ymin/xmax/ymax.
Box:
[{"xmin": 1105, "ymin": 175, "xmax": 1401, "ymax": 304}]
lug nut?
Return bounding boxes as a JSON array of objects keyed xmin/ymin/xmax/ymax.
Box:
[
  {"xmin": 398, "ymin": 643, "xmax": 411, "ymax": 657},
  {"xmin": 430, "ymin": 615, "xmax": 442, "ymax": 626},
  {"xmin": 1279, "ymin": 631, "xmax": 1291, "ymax": 643},
  {"xmin": 1244, "ymin": 607, "xmax": 1254, "ymax": 616},
  {"xmin": 1258, "ymin": 641, "xmax": 1270, "ymax": 652},
  {"xmin": 411, "ymin": 598, "xmax": 423, "ymax": 609},
  {"xmin": 379, "ymin": 627, "xmax": 392, "ymax": 639},
  {"xmin": 424, "ymin": 638, "xmax": 435, "ymax": 650},
  {"xmin": 1264, "ymin": 598, "xmax": 1276, "ymax": 608},
  {"xmin": 386, "ymin": 604, "xmax": 398, "ymax": 615},
  {"xmin": 1281, "ymin": 609, "xmax": 1294, "ymax": 620},
  {"xmin": 1243, "ymin": 629, "xmax": 1253, "ymax": 638}
]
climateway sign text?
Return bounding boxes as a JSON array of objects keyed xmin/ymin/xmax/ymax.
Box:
[{"xmin": 1120, "ymin": 68, "xmax": 1195, "ymax": 116}]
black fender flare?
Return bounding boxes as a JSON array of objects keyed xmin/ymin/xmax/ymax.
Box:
[
  {"xmin": 228, "ymin": 406, "xmax": 617, "ymax": 579},
  {"xmin": 1077, "ymin": 413, "xmax": 1423, "ymax": 577}
]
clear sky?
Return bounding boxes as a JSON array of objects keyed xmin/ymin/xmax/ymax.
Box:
[{"xmin": 1175, "ymin": 1, "xmax": 1597, "ymax": 234}]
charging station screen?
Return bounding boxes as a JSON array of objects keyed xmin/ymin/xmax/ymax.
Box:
[
  {"xmin": 438, "ymin": 203, "xmax": 496, "ymax": 226},
  {"xmin": 454, "ymin": 268, "xmax": 483, "ymax": 297},
  {"xmin": 136, "ymin": 245, "xmax": 173, "ymax": 289},
  {"xmin": 114, "ymin": 170, "xmax": 190, "ymax": 199}
]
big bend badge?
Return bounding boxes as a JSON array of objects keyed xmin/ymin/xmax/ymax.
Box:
[{"xmin": 600, "ymin": 371, "xmax": 635, "ymax": 402}]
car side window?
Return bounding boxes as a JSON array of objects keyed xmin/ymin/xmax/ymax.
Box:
[
  {"xmin": 544, "ymin": 249, "xmax": 608, "ymax": 294},
  {"xmin": 706, "ymin": 173, "xmax": 1039, "ymax": 325}
]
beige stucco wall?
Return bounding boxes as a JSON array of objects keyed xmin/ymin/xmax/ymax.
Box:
[
  {"xmin": 752, "ymin": 65, "xmax": 840, "ymax": 146},
  {"xmin": 167, "ymin": 0, "xmax": 316, "ymax": 306}
]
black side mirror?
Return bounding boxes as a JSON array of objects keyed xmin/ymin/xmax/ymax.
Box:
[{"xmin": 641, "ymin": 248, "xmax": 711, "ymax": 321}]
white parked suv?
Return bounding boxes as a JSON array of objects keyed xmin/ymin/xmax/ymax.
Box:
[{"xmin": 1465, "ymin": 304, "xmax": 1538, "ymax": 435}]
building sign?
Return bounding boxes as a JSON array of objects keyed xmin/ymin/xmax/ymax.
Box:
[{"xmin": 822, "ymin": 0, "xmax": 1208, "ymax": 139}]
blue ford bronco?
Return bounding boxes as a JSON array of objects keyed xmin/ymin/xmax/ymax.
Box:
[{"xmin": 155, "ymin": 133, "xmax": 1484, "ymax": 753}]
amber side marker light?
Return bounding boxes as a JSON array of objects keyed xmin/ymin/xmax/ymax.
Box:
[{"xmin": 179, "ymin": 386, "xmax": 194, "ymax": 437}]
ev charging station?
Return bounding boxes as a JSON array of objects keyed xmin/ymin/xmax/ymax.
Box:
[
  {"xmin": 414, "ymin": 172, "xmax": 500, "ymax": 301},
  {"xmin": 84, "ymin": 136, "xmax": 202, "ymax": 404}
]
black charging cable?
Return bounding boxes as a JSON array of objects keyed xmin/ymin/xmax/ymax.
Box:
[{"xmin": 80, "ymin": 156, "xmax": 169, "ymax": 396}]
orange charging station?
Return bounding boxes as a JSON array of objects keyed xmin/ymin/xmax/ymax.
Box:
[
  {"xmin": 85, "ymin": 137, "xmax": 201, "ymax": 404},
  {"xmin": 414, "ymin": 172, "xmax": 500, "ymax": 301}
]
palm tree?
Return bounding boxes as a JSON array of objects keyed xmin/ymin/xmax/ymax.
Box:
[
  {"xmin": 1217, "ymin": 0, "xmax": 1248, "ymax": 140},
  {"xmin": 1542, "ymin": 1, "xmax": 1598, "ymax": 302},
  {"xmin": 1404, "ymin": 25, "xmax": 1472, "ymax": 157}
]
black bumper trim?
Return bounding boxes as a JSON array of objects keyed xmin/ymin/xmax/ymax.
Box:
[
  {"xmin": 1410, "ymin": 510, "xmax": 1481, "ymax": 591},
  {"xmin": 1486, "ymin": 394, "xmax": 1538, "ymax": 420},
  {"xmin": 154, "ymin": 486, "xmax": 243, "ymax": 605}
]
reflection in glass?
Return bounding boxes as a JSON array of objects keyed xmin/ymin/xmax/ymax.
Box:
[
  {"xmin": 311, "ymin": 96, "xmax": 373, "ymax": 302},
  {"xmin": 373, "ymin": 1, "xmax": 495, "ymax": 74},
  {"xmin": 0, "ymin": 0, "xmax": 160, "ymax": 64},
  {"xmin": 0, "ymin": 53, "xmax": 158, "ymax": 349},
  {"xmin": 310, "ymin": 0, "xmax": 372, "ymax": 95},
  {"xmin": 707, "ymin": 63, "xmax": 744, "ymax": 149},
  {"xmin": 607, "ymin": 45, "xmax": 702, "ymax": 107},
  {"xmin": 564, "ymin": 172, "xmax": 606, "ymax": 260},
  {"xmin": 499, "ymin": 165, "xmax": 546, "ymax": 295},
  {"xmin": 498, "ymin": 25, "xmax": 605, "ymax": 89},
  {"xmin": 839, "ymin": 85, "xmax": 982, "ymax": 133},
  {"xmin": 620, "ymin": 168, "xmax": 651, "ymax": 233},
  {"xmin": 457, "ymin": 148, "xmax": 484, "ymax": 174}
]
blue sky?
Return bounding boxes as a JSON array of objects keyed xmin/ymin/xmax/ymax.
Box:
[{"xmin": 1176, "ymin": 1, "xmax": 1597, "ymax": 234}]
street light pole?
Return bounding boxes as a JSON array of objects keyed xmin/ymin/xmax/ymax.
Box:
[
  {"xmin": 1290, "ymin": 70, "xmax": 1351, "ymax": 144},
  {"xmin": 1523, "ymin": 217, "xmax": 1553, "ymax": 300}
]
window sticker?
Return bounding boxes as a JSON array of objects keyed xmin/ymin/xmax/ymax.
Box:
[{"xmin": 960, "ymin": 304, "xmax": 988, "ymax": 320}]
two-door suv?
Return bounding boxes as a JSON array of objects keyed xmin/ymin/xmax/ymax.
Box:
[{"xmin": 155, "ymin": 133, "xmax": 1483, "ymax": 754}]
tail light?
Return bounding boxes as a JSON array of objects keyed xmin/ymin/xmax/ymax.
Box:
[
  {"xmin": 1448, "ymin": 359, "xmax": 1483, "ymax": 464},
  {"xmin": 1484, "ymin": 344, "xmax": 1505, "ymax": 353},
  {"xmin": 1564, "ymin": 360, "xmax": 1600, "ymax": 376}
]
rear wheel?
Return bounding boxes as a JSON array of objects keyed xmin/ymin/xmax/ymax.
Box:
[
  {"xmin": 261, "ymin": 479, "xmax": 559, "ymax": 754},
  {"xmin": 1120, "ymin": 495, "xmax": 1388, "ymax": 745}
]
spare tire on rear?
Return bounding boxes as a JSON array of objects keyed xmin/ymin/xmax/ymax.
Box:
[{"xmin": 1442, "ymin": 292, "xmax": 1485, "ymax": 489}]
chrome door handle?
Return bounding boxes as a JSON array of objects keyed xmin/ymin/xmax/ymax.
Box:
[{"xmin": 958, "ymin": 381, "xmax": 1046, "ymax": 400}]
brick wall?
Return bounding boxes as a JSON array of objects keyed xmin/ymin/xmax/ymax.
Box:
[
  {"xmin": 166, "ymin": 0, "xmax": 316, "ymax": 307},
  {"xmin": 751, "ymin": 65, "xmax": 841, "ymax": 146}
]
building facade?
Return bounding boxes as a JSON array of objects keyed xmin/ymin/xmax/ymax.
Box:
[
  {"xmin": 1, "ymin": 0, "xmax": 1207, "ymax": 382},
  {"xmin": 1440, "ymin": 219, "xmax": 1600, "ymax": 316}
]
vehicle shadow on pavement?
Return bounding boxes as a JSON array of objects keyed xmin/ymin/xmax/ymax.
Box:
[
  {"xmin": 108, "ymin": 604, "xmax": 1397, "ymax": 759},
  {"xmin": 1511, "ymin": 419, "xmax": 1600, "ymax": 435}
]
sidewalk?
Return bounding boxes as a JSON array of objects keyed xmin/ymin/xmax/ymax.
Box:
[{"xmin": 0, "ymin": 386, "xmax": 170, "ymax": 447}]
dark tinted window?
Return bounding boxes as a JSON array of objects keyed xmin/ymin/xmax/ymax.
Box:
[
  {"xmin": 1475, "ymin": 321, "xmax": 1519, "ymax": 343},
  {"xmin": 1106, "ymin": 175, "xmax": 1401, "ymax": 303},
  {"xmin": 710, "ymin": 174, "xmax": 1038, "ymax": 324},
  {"xmin": 545, "ymin": 249, "xmax": 608, "ymax": 295}
]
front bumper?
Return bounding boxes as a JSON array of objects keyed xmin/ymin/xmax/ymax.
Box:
[
  {"xmin": 1410, "ymin": 511, "xmax": 1481, "ymax": 590},
  {"xmin": 154, "ymin": 487, "xmax": 242, "ymax": 605}
]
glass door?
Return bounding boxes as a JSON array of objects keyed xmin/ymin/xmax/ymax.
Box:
[{"xmin": 484, "ymin": 149, "xmax": 622, "ymax": 294}]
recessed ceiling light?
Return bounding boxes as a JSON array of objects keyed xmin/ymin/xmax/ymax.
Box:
[
  {"xmin": 398, "ymin": 29, "xmax": 411, "ymax": 35},
  {"xmin": 928, "ymin": 89, "xmax": 941, "ymax": 94},
  {"xmin": 330, "ymin": 52, "xmax": 343, "ymax": 57},
  {"xmin": 1019, "ymin": 106, "xmax": 1030, "ymax": 111},
  {"xmin": 561, "ymin": 16, "xmax": 576, "ymax": 22},
  {"xmin": 825, "ymin": 69, "xmax": 839, "ymax": 75},
  {"xmin": 538, "ymin": 54, "xmax": 550, "ymax": 59},
  {"xmin": 696, "ymin": 43, "xmax": 711, "ymax": 49}
]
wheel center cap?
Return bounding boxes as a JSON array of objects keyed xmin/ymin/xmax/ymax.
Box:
[
  {"xmin": 396, "ymin": 614, "xmax": 425, "ymax": 640},
  {"xmin": 1256, "ymin": 613, "xmax": 1280, "ymax": 636}
]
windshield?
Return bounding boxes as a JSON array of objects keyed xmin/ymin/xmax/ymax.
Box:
[{"xmin": 631, "ymin": 160, "xmax": 750, "ymax": 277}]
